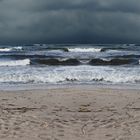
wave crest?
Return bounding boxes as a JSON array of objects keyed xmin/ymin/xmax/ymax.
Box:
[{"xmin": 68, "ymin": 48, "xmax": 101, "ymax": 52}]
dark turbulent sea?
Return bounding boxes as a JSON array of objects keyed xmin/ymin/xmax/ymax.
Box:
[{"xmin": 0, "ymin": 44, "xmax": 140, "ymax": 85}]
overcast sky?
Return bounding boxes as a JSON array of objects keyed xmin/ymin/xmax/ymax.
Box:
[{"xmin": 0, "ymin": 0, "xmax": 140, "ymax": 44}]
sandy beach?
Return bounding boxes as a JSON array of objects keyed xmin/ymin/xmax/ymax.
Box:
[{"xmin": 0, "ymin": 86, "xmax": 140, "ymax": 140}]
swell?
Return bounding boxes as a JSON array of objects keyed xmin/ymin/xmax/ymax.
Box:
[
  {"xmin": 100, "ymin": 47, "xmax": 126, "ymax": 52},
  {"xmin": 0, "ymin": 54, "xmax": 138, "ymax": 66},
  {"xmin": 0, "ymin": 54, "xmax": 65, "ymax": 60},
  {"xmin": 30, "ymin": 58, "xmax": 80, "ymax": 66},
  {"xmin": 30, "ymin": 58, "xmax": 139, "ymax": 66},
  {"xmin": 113, "ymin": 54, "xmax": 140, "ymax": 59},
  {"xmin": 89, "ymin": 58, "xmax": 137, "ymax": 65}
]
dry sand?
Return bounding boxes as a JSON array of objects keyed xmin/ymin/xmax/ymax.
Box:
[{"xmin": 0, "ymin": 86, "xmax": 140, "ymax": 140}]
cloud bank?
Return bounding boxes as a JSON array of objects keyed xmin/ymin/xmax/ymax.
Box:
[{"xmin": 0, "ymin": 0, "xmax": 140, "ymax": 44}]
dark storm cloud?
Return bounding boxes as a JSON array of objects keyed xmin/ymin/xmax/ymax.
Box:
[{"xmin": 0, "ymin": 0, "xmax": 140, "ymax": 44}]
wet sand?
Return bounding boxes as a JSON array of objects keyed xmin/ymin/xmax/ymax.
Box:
[{"xmin": 0, "ymin": 86, "xmax": 140, "ymax": 140}]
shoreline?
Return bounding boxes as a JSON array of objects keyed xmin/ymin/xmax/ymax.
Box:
[
  {"xmin": 0, "ymin": 85, "xmax": 140, "ymax": 139},
  {"xmin": 1, "ymin": 83, "xmax": 140, "ymax": 91}
]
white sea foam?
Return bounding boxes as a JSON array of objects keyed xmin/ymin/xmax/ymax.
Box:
[
  {"xmin": 0, "ymin": 66, "xmax": 139, "ymax": 84},
  {"xmin": 68, "ymin": 48, "xmax": 101, "ymax": 52},
  {"xmin": 13, "ymin": 46, "xmax": 23, "ymax": 50},
  {"xmin": 0, "ymin": 46, "xmax": 22, "ymax": 52},
  {"xmin": 0, "ymin": 48, "xmax": 12, "ymax": 52},
  {"xmin": 0, "ymin": 59, "xmax": 30, "ymax": 66},
  {"xmin": 47, "ymin": 50, "xmax": 63, "ymax": 53}
]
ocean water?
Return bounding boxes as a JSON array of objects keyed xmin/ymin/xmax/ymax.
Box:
[{"xmin": 0, "ymin": 44, "xmax": 140, "ymax": 86}]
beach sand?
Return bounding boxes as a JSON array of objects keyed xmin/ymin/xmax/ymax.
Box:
[{"xmin": 0, "ymin": 86, "xmax": 140, "ymax": 140}]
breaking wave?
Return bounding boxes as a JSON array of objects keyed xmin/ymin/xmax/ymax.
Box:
[
  {"xmin": 0, "ymin": 46, "xmax": 23, "ymax": 52},
  {"xmin": 0, "ymin": 59, "xmax": 30, "ymax": 66},
  {"xmin": 68, "ymin": 48, "xmax": 101, "ymax": 52},
  {"xmin": 0, "ymin": 66, "xmax": 140, "ymax": 84}
]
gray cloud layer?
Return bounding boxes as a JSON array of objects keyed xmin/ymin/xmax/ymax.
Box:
[{"xmin": 0, "ymin": 0, "xmax": 140, "ymax": 44}]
